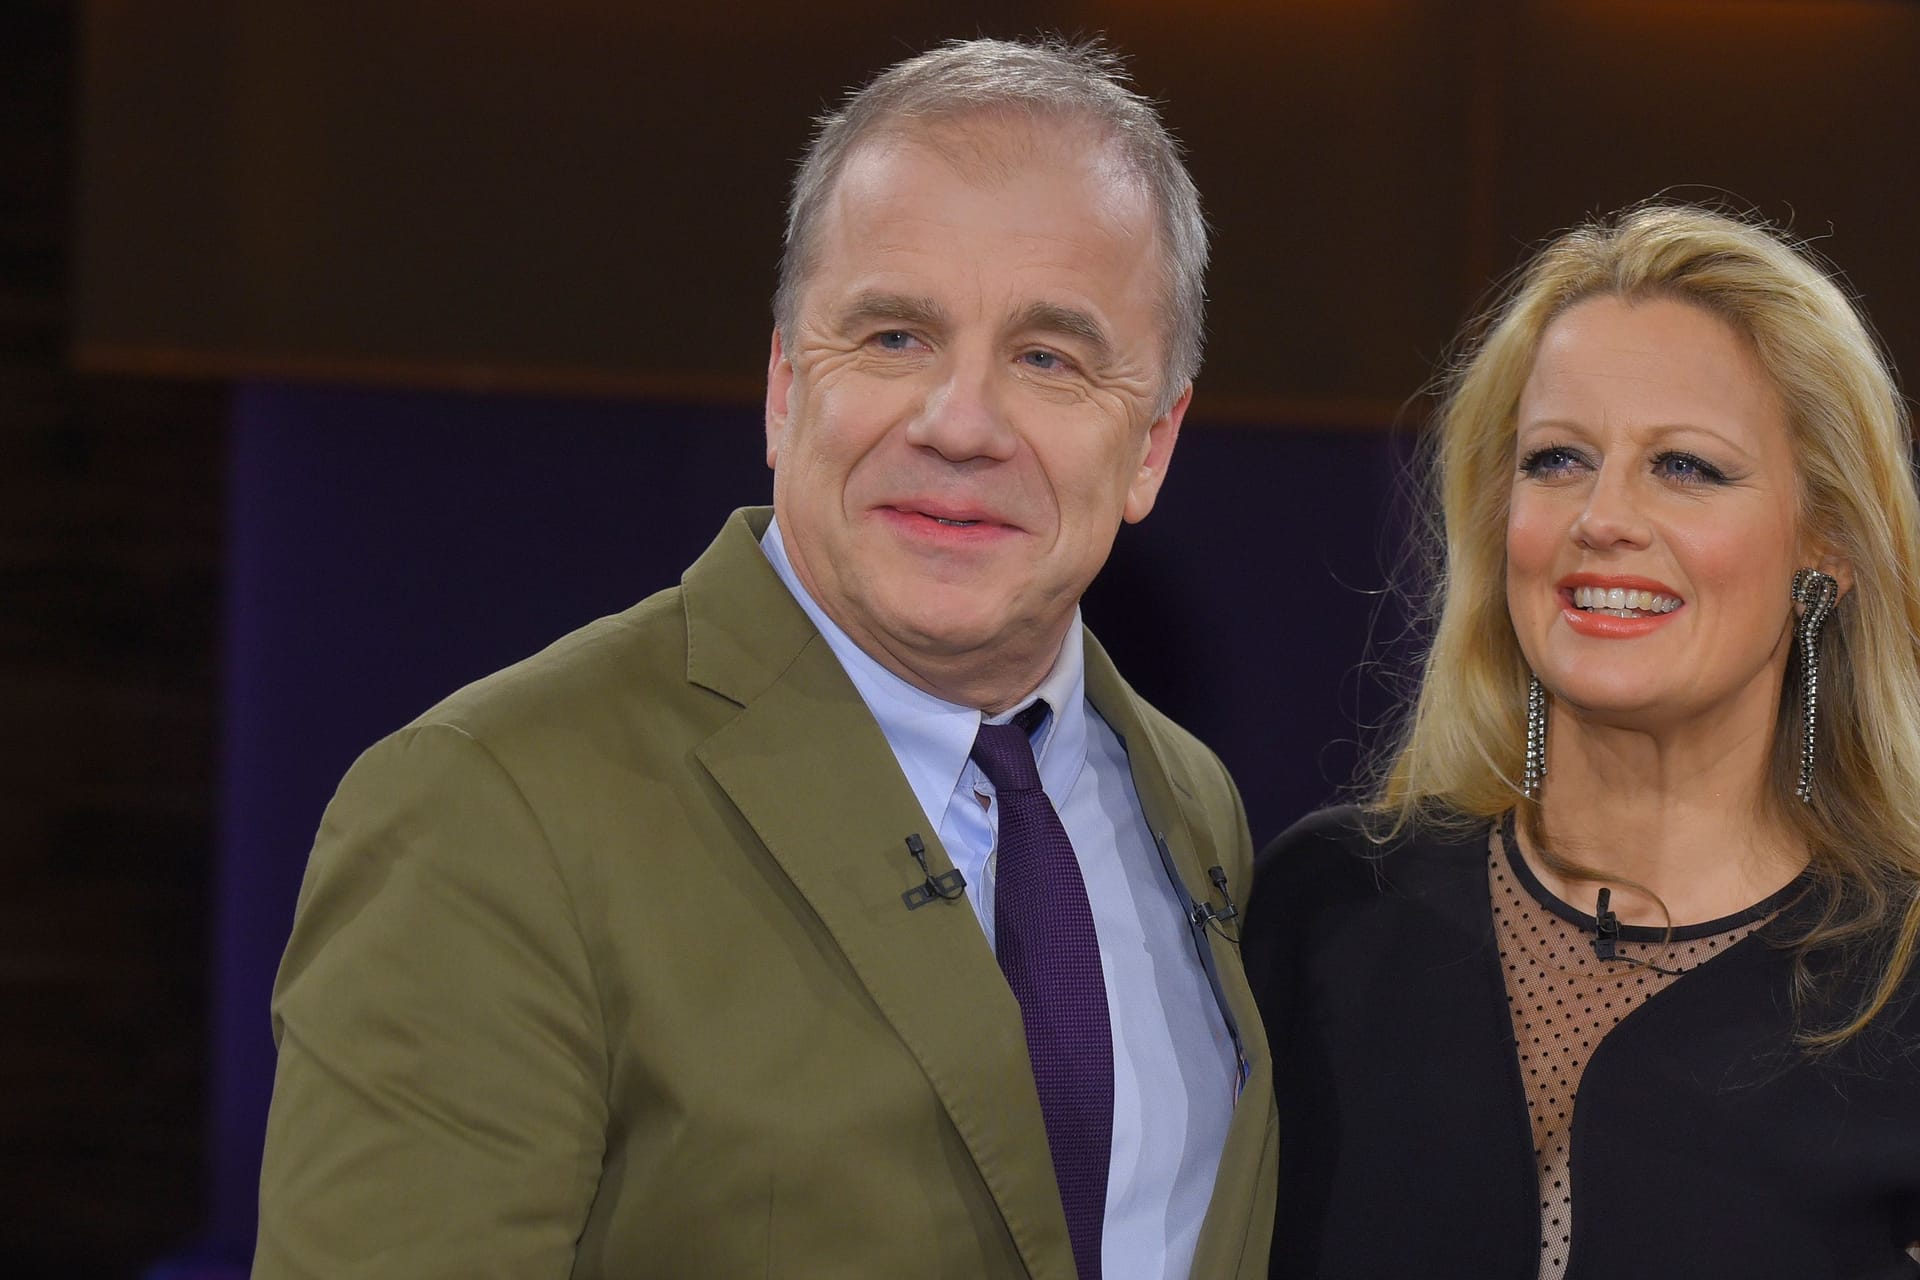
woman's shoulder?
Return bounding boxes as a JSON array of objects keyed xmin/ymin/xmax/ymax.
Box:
[
  {"xmin": 1245, "ymin": 804, "xmax": 1501, "ymax": 991},
  {"xmin": 1266, "ymin": 804, "xmax": 1383, "ymax": 854},
  {"xmin": 1257, "ymin": 802, "xmax": 1490, "ymax": 886},
  {"xmin": 1785, "ymin": 899, "xmax": 1920, "ymax": 1058}
]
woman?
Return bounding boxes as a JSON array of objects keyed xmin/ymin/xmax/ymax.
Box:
[{"xmin": 1245, "ymin": 204, "xmax": 1920, "ymax": 1280}]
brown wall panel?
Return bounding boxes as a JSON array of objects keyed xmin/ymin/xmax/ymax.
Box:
[
  {"xmin": 79, "ymin": 2, "xmax": 1072, "ymax": 395},
  {"xmin": 77, "ymin": 0, "xmax": 236, "ymax": 355},
  {"xmin": 1489, "ymin": 0, "xmax": 1920, "ymax": 386},
  {"xmin": 76, "ymin": 1, "xmax": 1920, "ymax": 421},
  {"xmin": 1114, "ymin": 0, "xmax": 1481, "ymax": 416}
]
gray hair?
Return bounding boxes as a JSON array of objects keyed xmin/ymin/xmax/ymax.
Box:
[{"xmin": 774, "ymin": 36, "xmax": 1208, "ymax": 414}]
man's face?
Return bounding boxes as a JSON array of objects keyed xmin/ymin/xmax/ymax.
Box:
[{"xmin": 765, "ymin": 115, "xmax": 1187, "ymax": 709}]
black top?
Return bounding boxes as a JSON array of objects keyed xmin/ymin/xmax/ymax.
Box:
[{"xmin": 1244, "ymin": 805, "xmax": 1920, "ymax": 1280}]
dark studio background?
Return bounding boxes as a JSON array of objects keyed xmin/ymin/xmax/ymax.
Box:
[{"xmin": 5, "ymin": 1, "xmax": 1918, "ymax": 1274}]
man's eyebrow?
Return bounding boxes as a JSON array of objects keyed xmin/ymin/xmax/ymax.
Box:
[
  {"xmin": 835, "ymin": 291, "xmax": 947, "ymax": 333},
  {"xmin": 1011, "ymin": 301, "xmax": 1114, "ymax": 365}
]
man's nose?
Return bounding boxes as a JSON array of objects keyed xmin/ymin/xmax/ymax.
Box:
[
  {"xmin": 904, "ymin": 355, "xmax": 1018, "ymax": 463},
  {"xmin": 1572, "ymin": 465, "xmax": 1652, "ymax": 551}
]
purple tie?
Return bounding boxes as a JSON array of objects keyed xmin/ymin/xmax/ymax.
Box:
[{"xmin": 971, "ymin": 702, "xmax": 1111, "ymax": 1280}]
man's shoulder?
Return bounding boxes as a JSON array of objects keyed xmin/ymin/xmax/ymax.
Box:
[
  {"xmin": 402, "ymin": 508, "xmax": 795, "ymax": 751},
  {"xmin": 1110, "ymin": 683, "xmax": 1229, "ymax": 789},
  {"xmin": 408, "ymin": 583, "xmax": 699, "ymax": 747},
  {"xmin": 1079, "ymin": 630, "xmax": 1231, "ymax": 793}
]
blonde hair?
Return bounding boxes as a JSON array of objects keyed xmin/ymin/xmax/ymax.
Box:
[{"xmin": 1376, "ymin": 203, "xmax": 1920, "ymax": 1046}]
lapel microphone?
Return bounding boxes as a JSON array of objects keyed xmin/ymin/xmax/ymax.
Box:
[
  {"xmin": 1591, "ymin": 886, "xmax": 1683, "ymax": 975},
  {"xmin": 900, "ymin": 833, "xmax": 967, "ymax": 910},
  {"xmin": 1593, "ymin": 887, "xmax": 1622, "ymax": 960},
  {"xmin": 1153, "ymin": 834, "xmax": 1241, "ymax": 944},
  {"xmin": 1205, "ymin": 865, "xmax": 1241, "ymax": 926},
  {"xmin": 1191, "ymin": 864, "xmax": 1241, "ymax": 944}
]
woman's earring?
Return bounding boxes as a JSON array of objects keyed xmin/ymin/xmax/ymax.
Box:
[
  {"xmin": 1524, "ymin": 673, "xmax": 1548, "ymax": 801},
  {"xmin": 1789, "ymin": 568, "xmax": 1841, "ymax": 803}
]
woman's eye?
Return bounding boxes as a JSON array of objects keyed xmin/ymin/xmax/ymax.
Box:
[
  {"xmin": 1653, "ymin": 451, "xmax": 1728, "ymax": 484},
  {"xmin": 1519, "ymin": 445, "xmax": 1583, "ymax": 477}
]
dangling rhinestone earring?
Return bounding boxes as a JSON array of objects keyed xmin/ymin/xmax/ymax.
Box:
[
  {"xmin": 1524, "ymin": 673, "xmax": 1548, "ymax": 801},
  {"xmin": 1789, "ymin": 567, "xmax": 1840, "ymax": 803}
]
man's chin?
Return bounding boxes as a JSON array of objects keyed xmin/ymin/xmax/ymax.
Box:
[
  {"xmin": 872, "ymin": 594, "xmax": 1054, "ymax": 661},
  {"xmin": 886, "ymin": 613, "xmax": 1022, "ymax": 659},
  {"xmin": 848, "ymin": 579, "xmax": 1078, "ymax": 683}
]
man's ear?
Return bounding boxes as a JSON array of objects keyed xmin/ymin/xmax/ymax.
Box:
[
  {"xmin": 765, "ymin": 328, "xmax": 794, "ymax": 470},
  {"xmin": 1122, "ymin": 382, "xmax": 1191, "ymax": 524}
]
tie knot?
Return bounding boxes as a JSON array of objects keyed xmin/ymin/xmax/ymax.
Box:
[{"xmin": 968, "ymin": 701, "xmax": 1049, "ymax": 795}]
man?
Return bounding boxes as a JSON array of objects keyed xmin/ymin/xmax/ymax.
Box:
[{"xmin": 255, "ymin": 37, "xmax": 1276, "ymax": 1280}]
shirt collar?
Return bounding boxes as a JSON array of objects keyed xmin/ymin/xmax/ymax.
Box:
[{"xmin": 759, "ymin": 517, "xmax": 1090, "ymax": 830}]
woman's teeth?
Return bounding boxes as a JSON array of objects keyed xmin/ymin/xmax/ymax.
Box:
[{"xmin": 1572, "ymin": 585, "xmax": 1681, "ymax": 616}]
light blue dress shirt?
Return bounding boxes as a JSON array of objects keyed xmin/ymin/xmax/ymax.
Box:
[{"xmin": 761, "ymin": 519, "xmax": 1237, "ymax": 1280}]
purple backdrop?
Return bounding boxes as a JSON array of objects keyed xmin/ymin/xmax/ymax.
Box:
[{"xmin": 201, "ymin": 380, "xmax": 1407, "ymax": 1263}]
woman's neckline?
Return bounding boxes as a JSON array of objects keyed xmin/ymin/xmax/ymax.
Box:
[{"xmin": 1496, "ymin": 810, "xmax": 1809, "ymax": 942}]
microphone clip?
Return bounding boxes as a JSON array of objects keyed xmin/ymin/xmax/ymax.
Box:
[
  {"xmin": 900, "ymin": 833, "xmax": 967, "ymax": 910},
  {"xmin": 1204, "ymin": 865, "xmax": 1241, "ymax": 925},
  {"xmin": 1593, "ymin": 887, "xmax": 1621, "ymax": 960},
  {"xmin": 1168, "ymin": 845, "xmax": 1239, "ymax": 944}
]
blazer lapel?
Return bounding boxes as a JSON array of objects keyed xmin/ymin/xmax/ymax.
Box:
[
  {"xmin": 681, "ymin": 510, "xmax": 1077, "ymax": 1278},
  {"xmin": 1082, "ymin": 632, "xmax": 1278, "ymax": 1277}
]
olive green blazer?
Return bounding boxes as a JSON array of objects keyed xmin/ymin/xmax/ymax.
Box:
[{"xmin": 255, "ymin": 507, "xmax": 1277, "ymax": 1279}]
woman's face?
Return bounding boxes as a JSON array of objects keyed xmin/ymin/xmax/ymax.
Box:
[{"xmin": 1506, "ymin": 296, "xmax": 1807, "ymax": 736}]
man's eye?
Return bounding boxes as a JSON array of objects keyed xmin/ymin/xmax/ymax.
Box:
[
  {"xmin": 873, "ymin": 330, "xmax": 917, "ymax": 351},
  {"xmin": 1020, "ymin": 350, "xmax": 1065, "ymax": 372}
]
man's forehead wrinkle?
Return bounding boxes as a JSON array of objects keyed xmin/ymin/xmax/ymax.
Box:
[
  {"xmin": 805, "ymin": 112, "xmax": 1166, "ymax": 389},
  {"xmin": 863, "ymin": 110, "xmax": 1134, "ymax": 193},
  {"xmin": 830, "ymin": 120, "xmax": 1153, "ymax": 261}
]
